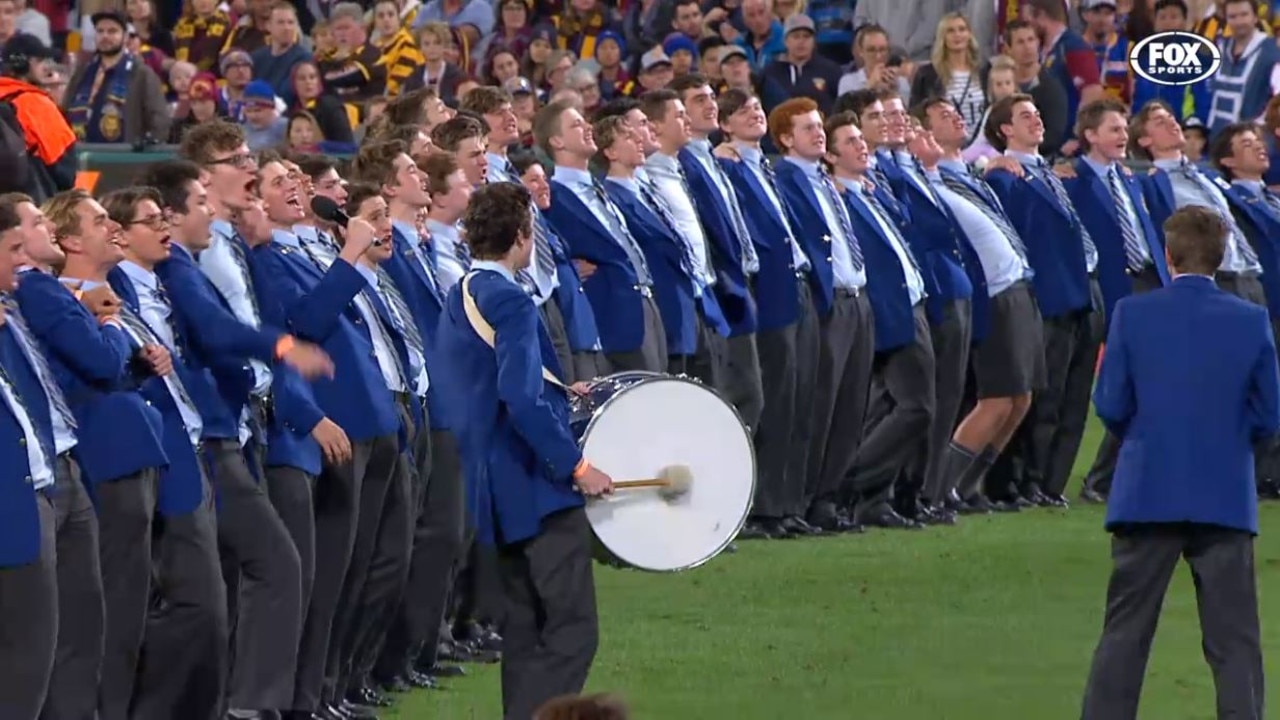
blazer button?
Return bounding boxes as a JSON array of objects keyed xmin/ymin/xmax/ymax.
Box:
[
  {"xmin": 826, "ymin": 256, "xmax": 833, "ymax": 262},
  {"xmin": 24, "ymin": 475, "xmax": 32, "ymax": 484},
  {"xmin": 370, "ymin": 350, "xmax": 377, "ymax": 358},
  {"xmin": 822, "ymin": 235, "xmax": 831, "ymax": 243},
  {"xmin": 18, "ymin": 437, "xmax": 25, "ymax": 446},
  {"xmin": 145, "ymin": 400, "xmax": 152, "ymax": 407}
]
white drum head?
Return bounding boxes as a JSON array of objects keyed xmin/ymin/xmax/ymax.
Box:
[{"xmin": 581, "ymin": 377, "xmax": 754, "ymax": 572}]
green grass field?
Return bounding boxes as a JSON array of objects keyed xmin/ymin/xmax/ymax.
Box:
[{"xmin": 385, "ymin": 420, "xmax": 1280, "ymax": 719}]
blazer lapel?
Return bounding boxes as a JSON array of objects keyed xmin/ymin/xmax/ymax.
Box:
[{"xmin": 1025, "ymin": 172, "xmax": 1073, "ymax": 220}]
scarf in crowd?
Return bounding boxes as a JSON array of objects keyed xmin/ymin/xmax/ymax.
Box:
[{"xmin": 66, "ymin": 52, "xmax": 134, "ymax": 142}]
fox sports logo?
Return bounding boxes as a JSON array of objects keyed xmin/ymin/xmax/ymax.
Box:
[{"xmin": 1129, "ymin": 31, "xmax": 1221, "ymax": 86}]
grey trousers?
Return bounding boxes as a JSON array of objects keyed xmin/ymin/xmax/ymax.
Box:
[
  {"xmin": 806, "ymin": 291, "xmax": 876, "ymax": 507},
  {"xmin": 1083, "ymin": 268, "xmax": 1164, "ymax": 497},
  {"xmin": 498, "ymin": 508, "xmax": 598, "ymax": 720},
  {"xmin": 604, "ymin": 295, "xmax": 669, "ymax": 374},
  {"xmin": 723, "ymin": 332, "xmax": 765, "ymax": 435},
  {"xmin": 668, "ymin": 305, "xmax": 728, "ymax": 392},
  {"xmin": 375, "ymin": 428, "xmax": 466, "ymax": 678},
  {"xmin": 753, "ymin": 278, "xmax": 819, "ymax": 518},
  {"xmin": 919, "ymin": 300, "xmax": 972, "ymax": 504},
  {"xmin": 0, "ymin": 490, "xmax": 56, "ymax": 720},
  {"xmin": 94, "ymin": 468, "xmax": 159, "ymax": 720},
  {"xmin": 131, "ymin": 467, "xmax": 227, "ymax": 720},
  {"xmin": 851, "ymin": 305, "xmax": 937, "ymax": 514},
  {"xmin": 41, "ymin": 456, "xmax": 105, "ymax": 720},
  {"xmin": 540, "ymin": 300, "xmax": 575, "ymax": 385},
  {"xmin": 1082, "ymin": 524, "xmax": 1264, "ymax": 720},
  {"xmin": 265, "ymin": 465, "xmax": 316, "ymax": 642},
  {"xmin": 205, "ymin": 440, "xmax": 303, "ymax": 712},
  {"xmin": 293, "ymin": 433, "xmax": 398, "ymax": 712}
]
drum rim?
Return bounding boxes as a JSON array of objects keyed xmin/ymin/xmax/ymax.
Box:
[{"xmin": 578, "ymin": 371, "xmax": 757, "ymax": 573}]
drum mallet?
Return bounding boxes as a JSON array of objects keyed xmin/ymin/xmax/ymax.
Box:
[{"xmin": 612, "ymin": 464, "xmax": 694, "ymax": 501}]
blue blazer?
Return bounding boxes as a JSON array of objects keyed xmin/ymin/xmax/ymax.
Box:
[
  {"xmin": 871, "ymin": 150, "xmax": 911, "ymax": 221},
  {"xmin": 885, "ymin": 166, "xmax": 988, "ymax": 338},
  {"xmin": 156, "ymin": 243, "xmax": 284, "ymax": 443},
  {"xmin": 541, "ymin": 214, "xmax": 603, "ymax": 354},
  {"xmin": 1224, "ymin": 184, "xmax": 1280, "ymax": 322},
  {"xmin": 986, "ymin": 168, "xmax": 1093, "ymax": 319},
  {"xmin": 773, "ymin": 159, "xmax": 845, "ymax": 317},
  {"xmin": 545, "ymin": 181, "xmax": 650, "ymax": 353},
  {"xmin": 677, "ymin": 150, "xmax": 757, "ymax": 335},
  {"xmin": 839, "ymin": 185, "xmax": 919, "ymax": 352},
  {"xmin": 236, "ymin": 243, "xmax": 327, "ymax": 475},
  {"xmin": 1095, "ymin": 277, "xmax": 1280, "ymax": 534},
  {"xmin": 1065, "ymin": 159, "xmax": 1170, "ymax": 329},
  {"xmin": 0, "ymin": 379, "xmax": 44, "ymax": 567},
  {"xmin": 251, "ymin": 242, "xmax": 401, "ymax": 444},
  {"xmin": 436, "ymin": 269, "xmax": 583, "ymax": 547},
  {"xmin": 383, "ymin": 224, "xmax": 452, "ymax": 431},
  {"xmin": 105, "ymin": 268, "xmax": 209, "ymax": 517},
  {"xmin": 605, "ymin": 181, "xmax": 728, "ymax": 355},
  {"xmin": 14, "ymin": 270, "xmax": 168, "ymax": 487},
  {"xmin": 718, "ymin": 158, "xmax": 811, "ymax": 333}
]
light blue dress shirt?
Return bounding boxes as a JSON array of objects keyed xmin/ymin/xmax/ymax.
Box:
[
  {"xmin": 782, "ymin": 156, "xmax": 865, "ymax": 290},
  {"xmin": 838, "ymin": 176, "xmax": 926, "ymax": 306},
  {"xmin": 0, "ymin": 359, "xmax": 54, "ymax": 489},
  {"xmin": 199, "ymin": 220, "xmax": 273, "ymax": 397},
  {"xmin": 352, "ymin": 263, "xmax": 409, "ymax": 393},
  {"xmin": 1080, "ymin": 156, "xmax": 1151, "ymax": 266},
  {"xmin": 117, "ymin": 260, "xmax": 204, "ymax": 445},
  {"xmin": 606, "ymin": 175, "xmax": 702, "ymax": 299},
  {"xmin": 928, "ymin": 167, "xmax": 1030, "ymax": 296},
  {"xmin": 735, "ymin": 143, "xmax": 810, "ymax": 272},
  {"xmin": 488, "ymin": 154, "xmax": 558, "ymax": 302},
  {"xmin": 3, "ymin": 302, "xmax": 77, "ymax": 455},
  {"xmin": 643, "ymin": 152, "xmax": 715, "ymax": 286},
  {"xmin": 1153, "ymin": 157, "xmax": 1261, "ymax": 274},
  {"xmin": 1007, "ymin": 150, "xmax": 1098, "ymax": 273},
  {"xmin": 551, "ymin": 166, "xmax": 653, "ymax": 285},
  {"xmin": 424, "ymin": 219, "xmax": 469, "ymax": 292}
]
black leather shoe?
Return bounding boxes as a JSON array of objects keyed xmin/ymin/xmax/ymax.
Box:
[
  {"xmin": 338, "ymin": 700, "xmax": 378, "ymax": 720},
  {"xmin": 352, "ymin": 686, "xmax": 392, "ymax": 708},
  {"xmin": 918, "ymin": 503, "xmax": 957, "ymax": 525},
  {"xmin": 418, "ymin": 662, "xmax": 465, "ymax": 678},
  {"xmin": 404, "ymin": 669, "xmax": 440, "ymax": 689},
  {"xmin": 318, "ymin": 704, "xmax": 348, "ymax": 720},
  {"xmin": 736, "ymin": 521, "xmax": 772, "ymax": 540},
  {"xmin": 857, "ymin": 509, "xmax": 924, "ymax": 530},
  {"xmin": 375, "ymin": 675, "xmax": 409, "ymax": 693},
  {"xmin": 1078, "ymin": 488, "xmax": 1107, "ymax": 504},
  {"xmin": 957, "ymin": 494, "xmax": 992, "ymax": 514},
  {"xmin": 1039, "ymin": 492, "xmax": 1069, "ymax": 508},
  {"xmin": 455, "ymin": 639, "xmax": 500, "ymax": 663},
  {"xmin": 1258, "ymin": 479, "xmax": 1280, "ymax": 500},
  {"xmin": 781, "ymin": 515, "xmax": 823, "ymax": 536}
]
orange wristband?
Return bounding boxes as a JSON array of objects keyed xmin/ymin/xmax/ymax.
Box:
[
  {"xmin": 275, "ymin": 335, "xmax": 296, "ymax": 360},
  {"xmin": 573, "ymin": 459, "xmax": 590, "ymax": 480}
]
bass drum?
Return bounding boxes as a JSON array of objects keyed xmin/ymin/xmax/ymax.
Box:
[{"xmin": 570, "ymin": 371, "xmax": 755, "ymax": 572}]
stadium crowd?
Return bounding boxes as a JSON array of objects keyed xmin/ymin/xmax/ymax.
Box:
[{"xmin": 1, "ymin": 0, "xmax": 1280, "ymax": 719}]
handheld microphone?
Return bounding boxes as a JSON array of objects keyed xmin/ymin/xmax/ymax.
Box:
[{"xmin": 310, "ymin": 196, "xmax": 383, "ymax": 245}]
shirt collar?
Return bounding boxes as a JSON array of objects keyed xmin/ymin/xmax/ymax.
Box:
[
  {"xmin": 1006, "ymin": 149, "xmax": 1043, "ymax": 167},
  {"xmin": 425, "ymin": 219, "xmax": 459, "ymax": 241},
  {"xmin": 687, "ymin": 137, "xmax": 713, "ymax": 155},
  {"xmin": 1152, "ymin": 156, "xmax": 1187, "ymax": 171},
  {"xmin": 353, "ymin": 262, "xmax": 378, "ymax": 286},
  {"xmin": 938, "ymin": 158, "xmax": 968, "ymax": 175},
  {"xmin": 169, "ymin": 242, "xmax": 194, "ymax": 262},
  {"xmin": 645, "ymin": 152, "xmax": 679, "ymax": 172},
  {"xmin": 59, "ymin": 277, "xmax": 104, "ymax": 292},
  {"xmin": 486, "ymin": 152, "xmax": 513, "ymax": 180},
  {"xmin": 392, "ymin": 219, "xmax": 419, "ymax": 244},
  {"xmin": 272, "ymin": 227, "xmax": 301, "ymax": 247},
  {"xmin": 292, "ymin": 224, "xmax": 318, "ymax": 241},
  {"xmin": 835, "ymin": 174, "xmax": 864, "ymax": 194},
  {"xmin": 783, "ymin": 155, "xmax": 822, "ymax": 179},
  {"xmin": 1232, "ymin": 178, "xmax": 1266, "ymax": 195},
  {"xmin": 605, "ymin": 175, "xmax": 639, "ymax": 192},
  {"xmin": 552, "ymin": 165, "xmax": 594, "ymax": 187},
  {"xmin": 472, "ymin": 260, "xmax": 515, "ymax": 283},
  {"xmin": 1081, "ymin": 155, "xmax": 1116, "ymax": 180},
  {"xmin": 733, "ymin": 142, "xmax": 763, "ymax": 166},
  {"xmin": 118, "ymin": 260, "xmax": 158, "ymax": 290},
  {"xmin": 210, "ymin": 218, "xmax": 236, "ymax": 240}
]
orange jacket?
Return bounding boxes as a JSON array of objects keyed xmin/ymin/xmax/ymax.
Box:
[{"xmin": 0, "ymin": 76, "xmax": 77, "ymax": 195}]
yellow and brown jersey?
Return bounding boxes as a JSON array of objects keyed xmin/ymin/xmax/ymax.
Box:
[
  {"xmin": 174, "ymin": 10, "xmax": 235, "ymax": 74},
  {"xmin": 222, "ymin": 18, "xmax": 268, "ymax": 54},
  {"xmin": 377, "ymin": 28, "xmax": 424, "ymax": 96},
  {"xmin": 316, "ymin": 42, "xmax": 388, "ymax": 103}
]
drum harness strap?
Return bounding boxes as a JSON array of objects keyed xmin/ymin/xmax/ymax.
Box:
[{"xmin": 462, "ymin": 272, "xmax": 570, "ymax": 392}]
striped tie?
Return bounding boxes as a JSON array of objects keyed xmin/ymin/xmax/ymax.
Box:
[
  {"xmin": 375, "ymin": 268, "xmax": 426, "ymax": 364},
  {"xmin": 937, "ymin": 171, "xmax": 1029, "ymax": 263},
  {"xmin": 1106, "ymin": 168, "xmax": 1148, "ymax": 272},
  {"xmin": 0, "ymin": 295, "xmax": 77, "ymax": 432},
  {"xmin": 531, "ymin": 214, "xmax": 558, "ymax": 283},
  {"xmin": 117, "ymin": 304, "xmax": 201, "ymax": 422},
  {"xmin": 454, "ymin": 231, "xmax": 473, "ymax": 270},
  {"xmin": 861, "ymin": 187, "xmax": 922, "ymax": 275},
  {"xmin": 637, "ymin": 177, "xmax": 699, "ymax": 283},
  {"xmin": 1181, "ymin": 163, "xmax": 1260, "ymax": 268},
  {"xmin": 817, "ymin": 166, "xmax": 864, "ymax": 272},
  {"xmin": 1034, "ymin": 160, "xmax": 1097, "ymax": 262}
]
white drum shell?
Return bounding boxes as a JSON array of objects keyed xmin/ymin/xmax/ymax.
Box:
[{"xmin": 577, "ymin": 375, "xmax": 755, "ymax": 572}]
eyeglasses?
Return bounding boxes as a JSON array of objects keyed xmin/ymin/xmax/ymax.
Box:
[
  {"xmin": 128, "ymin": 214, "xmax": 170, "ymax": 231},
  {"xmin": 208, "ymin": 153, "xmax": 256, "ymax": 169}
]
